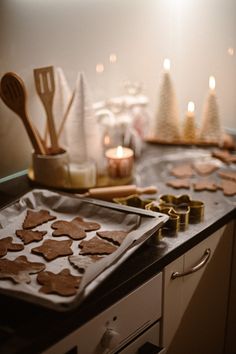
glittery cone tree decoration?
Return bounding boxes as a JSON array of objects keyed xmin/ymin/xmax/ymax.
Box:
[
  {"xmin": 152, "ymin": 59, "xmax": 181, "ymax": 141},
  {"xmin": 199, "ymin": 76, "xmax": 223, "ymax": 144}
]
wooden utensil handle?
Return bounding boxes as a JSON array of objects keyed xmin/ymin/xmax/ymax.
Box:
[
  {"xmin": 21, "ymin": 112, "xmax": 46, "ymax": 154},
  {"xmin": 87, "ymin": 185, "xmax": 157, "ymax": 201},
  {"xmin": 45, "ymin": 105, "xmax": 60, "ymax": 152}
]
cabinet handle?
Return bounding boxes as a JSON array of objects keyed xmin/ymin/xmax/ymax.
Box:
[{"xmin": 171, "ymin": 248, "xmax": 211, "ymax": 279}]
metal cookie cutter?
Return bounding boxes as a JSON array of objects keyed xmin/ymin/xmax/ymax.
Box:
[
  {"xmin": 145, "ymin": 201, "xmax": 180, "ymax": 236},
  {"xmin": 113, "ymin": 194, "xmax": 155, "ymax": 209},
  {"xmin": 159, "ymin": 194, "xmax": 205, "ymax": 225},
  {"xmin": 114, "ymin": 195, "xmax": 176, "ymax": 238}
]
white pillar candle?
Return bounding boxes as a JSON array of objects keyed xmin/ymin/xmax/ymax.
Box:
[
  {"xmin": 183, "ymin": 101, "xmax": 196, "ymax": 142},
  {"xmin": 105, "ymin": 146, "xmax": 134, "ymax": 179}
]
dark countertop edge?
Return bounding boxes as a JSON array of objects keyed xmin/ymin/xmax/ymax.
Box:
[{"xmin": 0, "ymin": 171, "xmax": 236, "ymax": 353}]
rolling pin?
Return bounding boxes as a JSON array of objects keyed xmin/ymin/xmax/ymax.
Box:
[{"xmin": 79, "ymin": 185, "xmax": 157, "ymax": 201}]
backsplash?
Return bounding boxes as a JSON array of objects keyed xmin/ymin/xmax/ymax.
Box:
[{"xmin": 0, "ymin": 0, "xmax": 235, "ymax": 178}]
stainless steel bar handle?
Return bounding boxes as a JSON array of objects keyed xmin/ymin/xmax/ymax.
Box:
[{"xmin": 171, "ymin": 248, "xmax": 211, "ymax": 279}]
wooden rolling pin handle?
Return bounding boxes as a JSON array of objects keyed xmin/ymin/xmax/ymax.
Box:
[
  {"xmin": 136, "ymin": 186, "xmax": 158, "ymax": 194},
  {"xmin": 86, "ymin": 185, "xmax": 157, "ymax": 201}
]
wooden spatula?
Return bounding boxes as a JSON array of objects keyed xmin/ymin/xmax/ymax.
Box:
[
  {"xmin": 34, "ymin": 66, "xmax": 60, "ymax": 154},
  {"xmin": 0, "ymin": 72, "xmax": 46, "ymax": 155}
]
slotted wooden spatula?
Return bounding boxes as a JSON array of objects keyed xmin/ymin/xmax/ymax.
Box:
[
  {"xmin": 34, "ymin": 66, "xmax": 60, "ymax": 154},
  {"xmin": 0, "ymin": 72, "xmax": 46, "ymax": 154}
]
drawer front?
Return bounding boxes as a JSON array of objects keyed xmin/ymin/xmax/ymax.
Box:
[
  {"xmin": 43, "ymin": 272, "xmax": 162, "ymax": 354},
  {"xmin": 119, "ymin": 321, "xmax": 162, "ymax": 354}
]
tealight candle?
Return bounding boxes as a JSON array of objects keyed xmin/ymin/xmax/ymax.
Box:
[
  {"xmin": 105, "ymin": 146, "xmax": 134, "ymax": 179},
  {"xmin": 183, "ymin": 101, "xmax": 196, "ymax": 142}
]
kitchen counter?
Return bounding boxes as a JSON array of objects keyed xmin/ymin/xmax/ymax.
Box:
[{"xmin": 0, "ymin": 144, "xmax": 236, "ymax": 354}]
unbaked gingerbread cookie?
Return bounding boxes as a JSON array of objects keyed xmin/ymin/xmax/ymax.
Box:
[
  {"xmin": 96, "ymin": 230, "xmax": 128, "ymax": 246},
  {"xmin": 0, "ymin": 237, "xmax": 24, "ymax": 257},
  {"xmin": 0, "ymin": 255, "xmax": 45, "ymax": 283},
  {"xmin": 166, "ymin": 179, "xmax": 191, "ymax": 189},
  {"xmin": 31, "ymin": 239, "xmax": 73, "ymax": 261},
  {"xmin": 16, "ymin": 230, "xmax": 47, "ymax": 244},
  {"xmin": 37, "ymin": 269, "xmax": 81, "ymax": 296},
  {"xmin": 69, "ymin": 254, "xmax": 103, "ymax": 273},
  {"xmin": 23, "ymin": 209, "xmax": 56, "ymax": 229},
  {"xmin": 79, "ymin": 236, "xmax": 117, "ymax": 255},
  {"xmin": 170, "ymin": 164, "xmax": 194, "ymax": 178},
  {"xmin": 218, "ymin": 180, "xmax": 236, "ymax": 196},
  {"xmin": 193, "ymin": 162, "xmax": 219, "ymax": 175},
  {"xmin": 193, "ymin": 180, "xmax": 219, "ymax": 192}
]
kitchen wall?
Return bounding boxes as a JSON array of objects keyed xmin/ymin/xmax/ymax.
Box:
[{"xmin": 0, "ymin": 0, "xmax": 235, "ymax": 178}]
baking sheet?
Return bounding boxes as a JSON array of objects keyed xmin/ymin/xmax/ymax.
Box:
[{"xmin": 0, "ymin": 189, "xmax": 168, "ymax": 311}]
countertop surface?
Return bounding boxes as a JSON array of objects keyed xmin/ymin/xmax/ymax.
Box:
[{"xmin": 0, "ymin": 144, "xmax": 236, "ymax": 354}]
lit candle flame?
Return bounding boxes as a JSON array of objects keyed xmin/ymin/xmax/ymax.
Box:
[
  {"xmin": 96, "ymin": 63, "xmax": 104, "ymax": 74},
  {"xmin": 163, "ymin": 58, "xmax": 171, "ymax": 72},
  {"xmin": 109, "ymin": 53, "xmax": 117, "ymax": 64},
  {"xmin": 188, "ymin": 101, "xmax": 195, "ymax": 113},
  {"xmin": 104, "ymin": 134, "xmax": 110, "ymax": 146},
  {"xmin": 116, "ymin": 145, "xmax": 124, "ymax": 158},
  {"xmin": 209, "ymin": 76, "xmax": 216, "ymax": 90}
]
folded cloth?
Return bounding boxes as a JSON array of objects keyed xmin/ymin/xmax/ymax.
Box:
[
  {"xmin": 53, "ymin": 67, "xmax": 72, "ymax": 148},
  {"xmin": 65, "ymin": 72, "xmax": 103, "ymax": 173}
]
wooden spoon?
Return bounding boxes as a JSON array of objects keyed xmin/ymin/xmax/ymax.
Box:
[{"xmin": 0, "ymin": 72, "xmax": 46, "ymax": 154}]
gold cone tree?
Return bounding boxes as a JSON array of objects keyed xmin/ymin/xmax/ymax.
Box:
[{"xmin": 152, "ymin": 59, "xmax": 181, "ymax": 142}]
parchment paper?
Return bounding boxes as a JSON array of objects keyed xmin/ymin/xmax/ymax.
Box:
[{"xmin": 0, "ymin": 189, "xmax": 168, "ymax": 311}]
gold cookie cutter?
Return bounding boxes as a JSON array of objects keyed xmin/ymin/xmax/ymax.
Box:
[
  {"xmin": 159, "ymin": 194, "xmax": 204, "ymax": 225},
  {"xmin": 114, "ymin": 194, "xmax": 204, "ymax": 237}
]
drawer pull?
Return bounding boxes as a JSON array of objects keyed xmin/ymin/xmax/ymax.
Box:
[{"xmin": 171, "ymin": 248, "xmax": 211, "ymax": 279}]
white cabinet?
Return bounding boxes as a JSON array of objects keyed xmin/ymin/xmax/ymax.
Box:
[
  {"xmin": 162, "ymin": 222, "xmax": 234, "ymax": 354},
  {"xmin": 43, "ymin": 273, "xmax": 163, "ymax": 354}
]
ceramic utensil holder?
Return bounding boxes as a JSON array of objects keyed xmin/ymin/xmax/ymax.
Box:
[{"xmin": 32, "ymin": 150, "xmax": 70, "ymax": 188}]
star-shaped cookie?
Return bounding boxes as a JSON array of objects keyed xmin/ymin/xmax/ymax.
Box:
[{"xmin": 31, "ymin": 239, "xmax": 73, "ymax": 261}]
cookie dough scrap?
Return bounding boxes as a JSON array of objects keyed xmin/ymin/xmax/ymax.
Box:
[
  {"xmin": 166, "ymin": 179, "xmax": 191, "ymax": 189},
  {"xmin": 0, "ymin": 237, "xmax": 24, "ymax": 257},
  {"xmin": 170, "ymin": 164, "xmax": 195, "ymax": 178},
  {"xmin": 79, "ymin": 236, "xmax": 117, "ymax": 255},
  {"xmin": 96, "ymin": 230, "xmax": 129, "ymax": 246},
  {"xmin": 69, "ymin": 254, "xmax": 103, "ymax": 273},
  {"xmin": 193, "ymin": 180, "xmax": 219, "ymax": 192},
  {"xmin": 218, "ymin": 170, "xmax": 236, "ymax": 182},
  {"xmin": 37, "ymin": 269, "xmax": 82, "ymax": 297},
  {"xmin": 193, "ymin": 162, "xmax": 219, "ymax": 175},
  {"xmin": 23, "ymin": 209, "xmax": 56, "ymax": 229},
  {"xmin": 51, "ymin": 219, "xmax": 86, "ymax": 240},
  {"xmin": 218, "ymin": 180, "xmax": 236, "ymax": 196},
  {"xmin": 16, "ymin": 230, "xmax": 47, "ymax": 244},
  {"xmin": 32, "ymin": 239, "xmax": 73, "ymax": 261},
  {"xmin": 0, "ymin": 255, "xmax": 45, "ymax": 283}
]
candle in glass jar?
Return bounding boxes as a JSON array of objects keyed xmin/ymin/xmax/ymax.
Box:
[{"xmin": 105, "ymin": 146, "xmax": 134, "ymax": 178}]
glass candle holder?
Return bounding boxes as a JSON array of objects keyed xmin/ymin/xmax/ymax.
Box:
[{"xmin": 105, "ymin": 146, "xmax": 134, "ymax": 179}]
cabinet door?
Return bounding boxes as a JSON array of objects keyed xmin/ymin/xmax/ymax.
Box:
[{"xmin": 162, "ymin": 222, "xmax": 234, "ymax": 354}]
